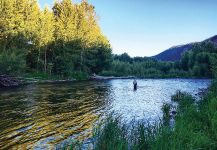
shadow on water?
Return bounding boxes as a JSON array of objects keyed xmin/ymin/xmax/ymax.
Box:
[
  {"xmin": 0, "ymin": 79, "xmax": 211, "ymax": 149},
  {"xmin": 0, "ymin": 81, "xmax": 111, "ymax": 149}
]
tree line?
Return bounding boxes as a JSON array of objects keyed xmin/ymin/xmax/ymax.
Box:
[
  {"xmin": 0, "ymin": 0, "xmax": 112, "ymax": 78},
  {"xmin": 1, "ymin": 0, "xmax": 216, "ymax": 79},
  {"xmin": 101, "ymin": 42, "xmax": 217, "ymax": 78}
]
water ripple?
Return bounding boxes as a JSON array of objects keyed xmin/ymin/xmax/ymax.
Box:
[{"xmin": 0, "ymin": 79, "xmax": 211, "ymax": 149}]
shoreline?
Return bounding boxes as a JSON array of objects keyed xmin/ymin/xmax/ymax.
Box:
[
  {"xmin": 0, "ymin": 74, "xmax": 212, "ymax": 89},
  {"xmin": 90, "ymin": 75, "xmax": 212, "ymax": 80},
  {"xmin": 90, "ymin": 75, "xmax": 135, "ymax": 80}
]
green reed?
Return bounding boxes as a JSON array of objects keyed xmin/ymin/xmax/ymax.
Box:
[{"xmin": 66, "ymin": 81, "xmax": 217, "ymax": 150}]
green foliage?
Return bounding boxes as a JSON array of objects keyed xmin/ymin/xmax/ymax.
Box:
[
  {"xmin": 93, "ymin": 116, "xmax": 128, "ymax": 150},
  {"xmin": 91, "ymin": 115, "xmax": 172, "ymax": 150},
  {"xmin": 51, "ymin": 0, "xmax": 112, "ymax": 75},
  {"xmin": 180, "ymin": 42, "xmax": 217, "ymax": 78},
  {"xmin": 70, "ymin": 72, "xmax": 89, "ymax": 81},
  {"xmin": 0, "ymin": 1, "xmax": 217, "ymax": 80},
  {"xmin": 0, "ymin": 49, "xmax": 26, "ymax": 75},
  {"xmin": 104, "ymin": 42, "xmax": 217, "ymax": 78},
  {"xmin": 0, "ymin": 0, "xmax": 112, "ymax": 78},
  {"xmin": 171, "ymin": 90, "xmax": 192, "ymax": 102},
  {"xmin": 101, "ymin": 59, "xmax": 189, "ymax": 78}
]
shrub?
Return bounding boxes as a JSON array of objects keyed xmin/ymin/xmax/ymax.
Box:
[
  {"xmin": 171, "ymin": 90, "xmax": 193, "ymax": 103},
  {"xmin": 0, "ymin": 49, "xmax": 26, "ymax": 75}
]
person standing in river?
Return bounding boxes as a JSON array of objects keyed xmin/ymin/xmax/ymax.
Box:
[{"xmin": 133, "ymin": 79, "xmax": 137, "ymax": 90}]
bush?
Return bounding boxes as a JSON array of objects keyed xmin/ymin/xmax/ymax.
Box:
[
  {"xmin": 70, "ymin": 72, "xmax": 89, "ymax": 80},
  {"xmin": 0, "ymin": 49, "xmax": 26, "ymax": 75},
  {"xmin": 171, "ymin": 90, "xmax": 193, "ymax": 102}
]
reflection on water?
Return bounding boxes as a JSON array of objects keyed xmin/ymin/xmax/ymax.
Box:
[
  {"xmin": 0, "ymin": 79, "xmax": 211, "ymax": 149},
  {"xmin": 0, "ymin": 82, "xmax": 110, "ymax": 149}
]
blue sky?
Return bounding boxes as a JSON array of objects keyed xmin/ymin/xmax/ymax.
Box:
[{"xmin": 39, "ymin": 0, "xmax": 217, "ymax": 57}]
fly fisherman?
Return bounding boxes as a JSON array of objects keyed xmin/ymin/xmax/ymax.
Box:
[{"xmin": 133, "ymin": 79, "xmax": 137, "ymax": 90}]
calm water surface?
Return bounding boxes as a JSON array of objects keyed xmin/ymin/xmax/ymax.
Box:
[{"xmin": 0, "ymin": 79, "xmax": 211, "ymax": 149}]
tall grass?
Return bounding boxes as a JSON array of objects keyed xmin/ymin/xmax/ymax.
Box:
[
  {"xmin": 66, "ymin": 81, "xmax": 217, "ymax": 150},
  {"xmin": 93, "ymin": 116, "xmax": 128, "ymax": 150},
  {"xmin": 92, "ymin": 116, "xmax": 173, "ymax": 150}
]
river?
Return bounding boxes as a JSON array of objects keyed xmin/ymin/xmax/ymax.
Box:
[{"xmin": 0, "ymin": 79, "xmax": 211, "ymax": 149}]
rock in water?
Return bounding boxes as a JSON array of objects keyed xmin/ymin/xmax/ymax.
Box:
[{"xmin": 0, "ymin": 75, "xmax": 21, "ymax": 88}]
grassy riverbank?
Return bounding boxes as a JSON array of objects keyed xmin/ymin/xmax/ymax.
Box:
[
  {"xmin": 23, "ymin": 71, "xmax": 89, "ymax": 81},
  {"xmin": 0, "ymin": 72, "xmax": 90, "ymax": 88},
  {"xmin": 2, "ymin": 72, "xmax": 87, "ymax": 86},
  {"xmin": 66, "ymin": 80, "xmax": 217, "ymax": 150}
]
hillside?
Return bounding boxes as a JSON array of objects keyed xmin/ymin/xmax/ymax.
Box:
[{"xmin": 153, "ymin": 35, "xmax": 217, "ymax": 61}]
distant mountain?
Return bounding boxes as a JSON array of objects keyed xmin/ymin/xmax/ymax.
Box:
[{"xmin": 152, "ymin": 35, "xmax": 217, "ymax": 61}]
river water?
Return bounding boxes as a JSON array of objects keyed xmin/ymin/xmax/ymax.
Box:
[{"xmin": 0, "ymin": 79, "xmax": 211, "ymax": 149}]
